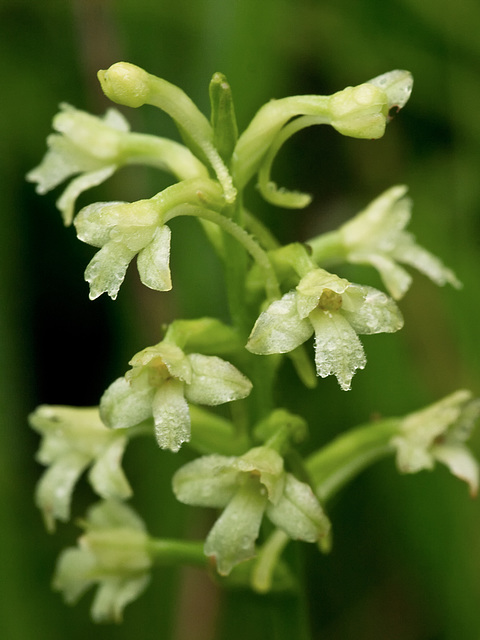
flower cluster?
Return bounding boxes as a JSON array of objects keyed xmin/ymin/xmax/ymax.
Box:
[{"xmin": 27, "ymin": 61, "xmax": 480, "ymax": 625}]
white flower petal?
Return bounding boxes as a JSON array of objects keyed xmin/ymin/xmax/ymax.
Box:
[
  {"xmin": 137, "ymin": 225, "xmax": 172, "ymax": 291},
  {"xmin": 26, "ymin": 134, "xmax": 102, "ymax": 194},
  {"xmin": 297, "ymin": 268, "xmax": 350, "ymax": 298},
  {"xmin": 391, "ymin": 434, "xmax": 435, "ymax": 473},
  {"xmin": 204, "ymin": 479, "xmax": 268, "ymax": 576},
  {"xmin": 35, "ymin": 452, "xmax": 90, "ymax": 531},
  {"xmin": 100, "ymin": 376, "xmax": 154, "ymax": 429},
  {"xmin": 151, "ymin": 379, "xmax": 190, "ymax": 452},
  {"xmin": 434, "ymin": 443, "xmax": 479, "ymax": 496},
  {"xmin": 86, "ymin": 499, "xmax": 147, "ymax": 532},
  {"xmin": 266, "ymin": 473, "xmax": 330, "ymax": 542},
  {"xmin": 235, "ymin": 446, "xmax": 284, "ymax": 503},
  {"xmin": 309, "ymin": 309, "xmax": 366, "ymax": 390},
  {"xmin": 56, "ymin": 165, "xmax": 117, "ymax": 226},
  {"xmin": 247, "ymin": 291, "xmax": 313, "ymax": 355},
  {"xmin": 54, "ymin": 104, "xmax": 128, "ymax": 160},
  {"xmin": 91, "ymin": 575, "xmax": 150, "ymax": 623},
  {"xmin": 185, "ymin": 353, "xmax": 252, "ymax": 405},
  {"xmin": 75, "ymin": 200, "xmax": 129, "ymax": 247},
  {"xmin": 53, "ymin": 547, "xmax": 97, "ymax": 603},
  {"xmin": 172, "ymin": 455, "xmax": 239, "ymax": 508},
  {"xmin": 89, "ymin": 438, "xmax": 132, "ymax": 500},
  {"xmin": 342, "ymin": 286, "xmax": 403, "ymax": 335},
  {"xmin": 341, "ymin": 185, "xmax": 410, "ymax": 250},
  {"xmin": 355, "ymin": 252, "xmax": 412, "ymax": 300},
  {"xmin": 393, "ymin": 236, "xmax": 462, "ymax": 290},
  {"xmin": 84, "ymin": 240, "xmax": 136, "ymax": 300},
  {"xmin": 367, "ymin": 70, "xmax": 413, "ymax": 111}
]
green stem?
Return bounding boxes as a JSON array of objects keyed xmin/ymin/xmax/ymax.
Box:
[
  {"xmin": 233, "ymin": 95, "xmax": 331, "ymax": 189},
  {"xmin": 124, "ymin": 133, "xmax": 209, "ymax": 181},
  {"xmin": 222, "ymin": 198, "xmax": 249, "ymax": 333},
  {"xmin": 258, "ymin": 115, "xmax": 329, "ymax": 208},
  {"xmin": 243, "ymin": 208, "xmax": 281, "ymax": 251},
  {"xmin": 251, "ymin": 528, "xmax": 290, "ymax": 593},
  {"xmin": 148, "ymin": 538, "xmax": 207, "ymax": 567},
  {"xmin": 306, "ymin": 418, "xmax": 399, "ymax": 503},
  {"xmin": 165, "ymin": 204, "xmax": 281, "ymax": 303}
]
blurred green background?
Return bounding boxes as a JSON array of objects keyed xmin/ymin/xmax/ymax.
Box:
[{"xmin": 1, "ymin": 0, "xmax": 480, "ymax": 638}]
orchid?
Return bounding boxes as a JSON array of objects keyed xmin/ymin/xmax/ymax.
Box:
[
  {"xmin": 29, "ymin": 406, "xmax": 131, "ymax": 531},
  {"xmin": 74, "ymin": 177, "xmax": 224, "ymax": 300},
  {"xmin": 337, "ymin": 185, "xmax": 461, "ymax": 299},
  {"xmin": 392, "ymin": 390, "xmax": 480, "ymax": 495},
  {"xmin": 100, "ymin": 341, "xmax": 252, "ymax": 452},
  {"xmin": 173, "ymin": 446, "xmax": 330, "ymax": 575},
  {"xmin": 247, "ymin": 268, "xmax": 403, "ymax": 390},
  {"xmin": 26, "ymin": 103, "xmax": 207, "ymax": 226},
  {"xmin": 53, "ymin": 500, "xmax": 151, "ymax": 623}
]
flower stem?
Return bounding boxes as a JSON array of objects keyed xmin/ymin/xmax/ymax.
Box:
[
  {"xmin": 124, "ymin": 133, "xmax": 209, "ymax": 181},
  {"xmin": 148, "ymin": 538, "xmax": 207, "ymax": 567},
  {"xmin": 306, "ymin": 418, "xmax": 399, "ymax": 503},
  {"xmin": 165, "ymin": 204, "xmax": 281, "ymax": 303}
]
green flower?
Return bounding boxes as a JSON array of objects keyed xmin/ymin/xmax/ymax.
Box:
[
  {"xmin": 74, "ymin": 198, "xmax": 171, "ymax": 300},
  {"xmin": 26, "ymin": 104, "xmax": 129, "ymax": 225},
  {"xmin": 247, "ymin": 268, "xmax": 403, "ymax": 390},
  {"xmin": 338, "ymin": 185, "xmax": 461, "ymax": 299},
  {"xmin": 100, "ymin": 341, "xmax": 252, "ymax": 452},
  {"xmin": 74, "ymin": 177, "xmax": 225, "ymax": 300},
  {"xmin": 233, "ymin": 69, "xmax": 412, "ymax": 205},
  {"xmin": 173, "ymin": 446, "xmax": 330, "ymax": 576},
  {"xmin": 27, "ymin": 103, "xmax": 208, "ymax": 226},
  {"xmin": 391, "ymin": 390, "xmax": 480, "ymax": 495},
  {"xmin": 29, "ymin": 406, "xmax": 131, "ymax": 532},
  {"xmin": 53, "ymin": 500, "xmax": 151, "ymax": 623}
]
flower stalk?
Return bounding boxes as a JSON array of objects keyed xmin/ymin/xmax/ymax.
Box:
[{"xmin": 27, "ymin": 60, "xmax": 479, "ymax": 628}]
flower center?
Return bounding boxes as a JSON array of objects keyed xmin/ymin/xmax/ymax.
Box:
[
  {"xmin": 147, "ymin": 358, "xmax": 171, "ymax": 386},
  {"xmin": 317, "ymin": 288, "xmax": 343, "ymax": 312}
]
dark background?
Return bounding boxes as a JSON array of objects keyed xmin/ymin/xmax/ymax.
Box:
[{"xmin": 1, "ymin": 1, "xmax": 480, "ymax": 638}]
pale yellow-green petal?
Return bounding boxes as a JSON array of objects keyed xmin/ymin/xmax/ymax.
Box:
[{"xmin": 309, "ymin": 309, "xmax": 366, "ymax": 390}]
